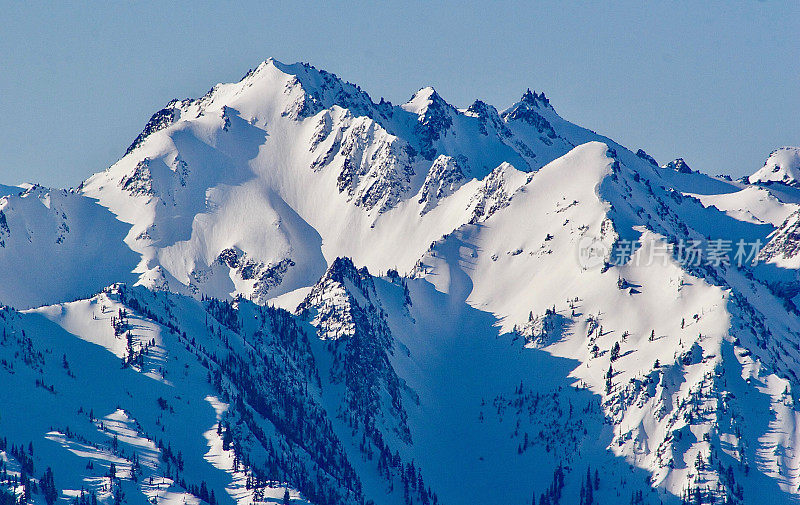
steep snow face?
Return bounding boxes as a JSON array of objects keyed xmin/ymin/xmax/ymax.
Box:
[
  {"xmin": 750, "ymin": 147, "xmax": 800, "ymax": 186},
  {"xmin": 411, "ymin": 140, "xmax": 800, "ymax": 503},
  {"xmin": 0, "ymin": 186, "xmax": 139, "ymax": 308}
]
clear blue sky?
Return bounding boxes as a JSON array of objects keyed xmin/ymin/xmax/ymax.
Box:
[{"xmin": 1, "ymin": 1, "xmax": 798, "ymax": 187}]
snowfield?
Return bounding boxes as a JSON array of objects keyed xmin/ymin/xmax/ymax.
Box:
[{"xmin": 2, "ymin": 58, "xmax": 800, "ymax": 505}]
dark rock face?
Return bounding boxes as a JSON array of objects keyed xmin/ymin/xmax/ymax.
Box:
[
  {"xmin": 502, "ymin": 91, "xmax": 557, "ymax": 140},
  {"xmin": 418, "ymin": 155, "xmax": 466, "ymax": 215},
  {"xmin": 636, "ymin": 149, "xmax": 658, "ymax": 166},
  {"xmin": 411, "ymin": 89, "xmax": 454, "ymax": 160},
  {"xmin": 663, "ymin": 158, "xmax": 693, "ymax": 174},
  {"xmin": 126, "ymin": 104, "xmax": 182, "ymax": 155}
]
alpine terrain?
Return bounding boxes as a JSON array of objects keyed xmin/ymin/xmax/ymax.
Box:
[{"xmin": 3, "ymin": 59, "xmax": 800, "ymax": 505}]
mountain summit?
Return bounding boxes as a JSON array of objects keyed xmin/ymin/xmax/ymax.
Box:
[{"xmin": 749, "ymin": 146, "xmax": 800, "ymax": 186}]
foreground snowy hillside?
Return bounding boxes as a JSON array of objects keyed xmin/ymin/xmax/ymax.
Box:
[{"xmin": 2, "ymin": 58, "xmax": 800, "ymax": 505}]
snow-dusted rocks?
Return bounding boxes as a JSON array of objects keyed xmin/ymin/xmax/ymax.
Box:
[
  {"xmin": 467, "ymin": 162, "xmax": 528, "ymax": 223},
  {"xmin": 759, "ymin": 210, "xmax": 800, "ymax": 269},
  {"xmin": 402, "ymin": 87, "xmax": 454, "ymax": 160},
  {"xmin": 464, "ymin": 99, "xmax": 511, "ymax": 138},
  {"xmin": 502, "ymin": 89, "xmax": 558, "ymax": 141},
  {"xmin": 417, "ymin": 155, "xmax": 465, "ymax": 215},
  {"xmin": 662, "ymin": 158, "xmax": 693, "ymax": 174},
  {"xmin": 328, "ymin": 116, "xmax": 415, "ymax": 212},
  {"xmin": 125, "ymin": 100, "xmax": 188, "ymax": 156}
]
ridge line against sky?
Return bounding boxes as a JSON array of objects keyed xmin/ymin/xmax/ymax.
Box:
[{"xmin": 0, "ymin": 0, "xmax": 798, "ymax": 187}]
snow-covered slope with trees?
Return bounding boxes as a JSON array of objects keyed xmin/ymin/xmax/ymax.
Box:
[{"xmin": 2, "ymin": 58, "xmax": 800, "ymax": 505}]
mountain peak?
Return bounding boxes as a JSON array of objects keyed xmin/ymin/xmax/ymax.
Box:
[
  {"xmin": 122, "ymin": 57, "xmax": 383, "ymax": 156},
  {"xmin": 297, "ymin": 256, "xmax": 379, "ymax": 341},
  {"xmin": 321, "ymin": 256, "xmax": 373, "ymax": 293},
  {"xmin": 259, "ymin": 57, "xmax": 317, "ymax": 78},
  {"xmin": 662, "ymin": 157, "xmax": 693, "ymax": 174},
  {"xmin": 401, "ymin": 87, "xmax": 455, "ymax": 159},
  {"xmin": 520, "ymin": 88, "xmax": 550, "ymax": 108},
  {"xmin": 749, "ymin": 146, "xmax": 800, "ymax": 186},
  {"xmin": 248, "ymin": 58, "xmax": 379, "ymax": 118},
  {"xmin": 501, "ymin": 89, "xmax": 558, "ymax": 139},
  {"xmin": 402, "ymin": 86, "xmax": 449, "ymax": 116}
]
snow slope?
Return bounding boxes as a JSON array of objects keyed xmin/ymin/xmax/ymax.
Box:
[
  {"xmin": 0, "ymin": 186, "xmax": 139, "ymax": 307},
  {"xmin": 68, "ymin": 59, "xmax": 613, "ymax": 308}
]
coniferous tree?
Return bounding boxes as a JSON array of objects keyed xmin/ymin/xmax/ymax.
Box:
[
  {"xmin": 610, "ymin": 342, "xmax": 620, "ymax": 361},
  {"xmin": 113, "ymin": 486, "xmax": 124, "ymax": 505},
  {"xmin": 41, "ymin": 467, "xmax": 57, "ymax": 505}
]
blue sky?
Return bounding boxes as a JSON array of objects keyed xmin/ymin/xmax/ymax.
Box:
[{"xmin": 1, "ymin": 1, "xmax": 798, "ymax": 187}]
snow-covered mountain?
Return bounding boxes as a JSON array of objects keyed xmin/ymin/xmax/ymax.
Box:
[
  {"xmin": 749, "ymin": 148, "xmax": 800, "ymax": 187},
  {"xmin": 2, "ymin": 58, "xmax": 800, "ymax": 505}
]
